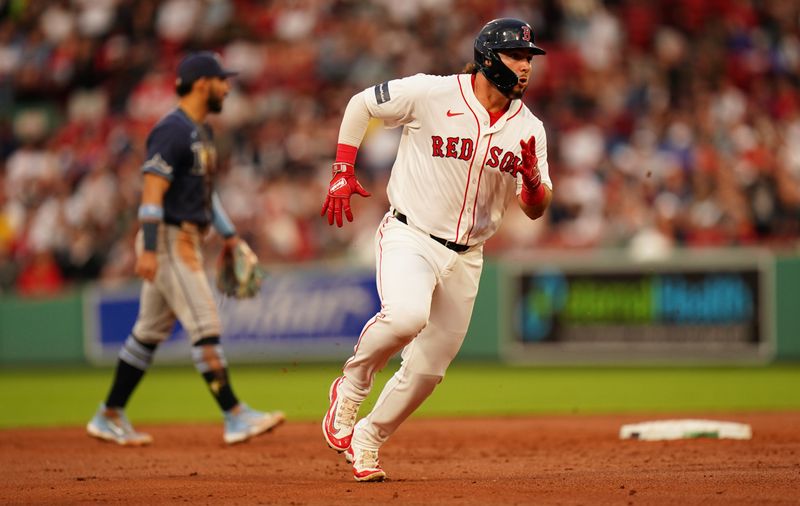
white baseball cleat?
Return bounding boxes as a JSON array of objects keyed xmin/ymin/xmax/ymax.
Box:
[
  {"xmin": 87, "ymin": 404, "xmax": 153, "ymax": 446},
  {"xmin": 322, "ymin": 376, "xmax": 360, "ymax": 452},
  {"xmin": 345, "ymin": 419, "xmax": 386, "ymax": 482},
  {"xmin": 346, "ymin": 441, "xmax": 386, "ymax": 481},
  {"xmin": 223, "ymin": 403, "xmax": 285, "ymax": 444}
]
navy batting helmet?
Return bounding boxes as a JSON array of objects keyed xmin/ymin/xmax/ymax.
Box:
[{"xmin": 474, "ymin": 18, "xmax": 546, "ymax": 95}]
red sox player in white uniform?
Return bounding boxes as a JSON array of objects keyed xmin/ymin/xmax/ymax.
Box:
[{"xmin": 321, "ymin": 18, "xmax": 552, "ymax": 482}]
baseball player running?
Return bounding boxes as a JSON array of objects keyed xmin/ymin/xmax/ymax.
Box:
[
  {"xmin": 87, "ymin": 52, "xmax": 284, "ymax": 446},
  {"xmin": 321, "ymin": 18, "xmax": 552, "ymax": 481}
]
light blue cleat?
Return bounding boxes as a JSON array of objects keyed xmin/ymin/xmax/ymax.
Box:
[
  {"xmin": 223, "ymin": 403, "xmax": 285, "ymax": 444},
  {"xmin": 86, "ymin": 404, "xmax": 153, "ymax": 446}
]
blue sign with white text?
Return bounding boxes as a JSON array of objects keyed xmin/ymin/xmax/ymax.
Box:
[{"xmin": 85, "ymin": 268, "xmax": 380, "ymax": 364}]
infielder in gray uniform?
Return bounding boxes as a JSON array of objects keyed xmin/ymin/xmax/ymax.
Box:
[
  {"xmin": 87, "ymin": 52, "xmax": 284, "ymax": 446},
  {"xmin": 321, "ymin": 18, "xmax": 552, "ymax": 481}
]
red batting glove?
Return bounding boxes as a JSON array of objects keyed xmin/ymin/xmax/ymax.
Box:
[
  {"xmin": 320, "ymin": 162, "xmax": 371, "ymax": 227},
  {"xmin": 518, "ymin": 136, "xmax": 547, "ymax": 206},
  {"xmin": 517, "ymin": 136, "xmax": 541, "ymax": 191}
]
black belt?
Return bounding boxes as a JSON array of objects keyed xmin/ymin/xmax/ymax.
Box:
[{"xmin": 393, "ymin": 210, "xmax": 470, "ymax": 253}]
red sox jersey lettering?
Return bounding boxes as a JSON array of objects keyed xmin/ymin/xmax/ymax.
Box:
[
  {"xmin": 432, "ymin": 136, "xmax": 519, "ymax": 171},
  {"xmin": 430, "ymin": 136, "xmax": 474, "ymax": 160},
  {"xmin": 485, "ymin": 147, "xmax": 521, "ymax": 172}
]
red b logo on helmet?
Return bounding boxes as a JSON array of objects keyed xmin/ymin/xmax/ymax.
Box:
[{"xmin": 522, "ymin": 26, "xmax": 531, "ymax": 41}]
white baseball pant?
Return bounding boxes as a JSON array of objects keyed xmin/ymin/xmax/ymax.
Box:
[
  {"xmin": 341, "ymin": 211, "xmax": 483, "ymax": 447},
  {"xmin": 132, "ymin": 223, "xmax": 221, "ymax": 345}
]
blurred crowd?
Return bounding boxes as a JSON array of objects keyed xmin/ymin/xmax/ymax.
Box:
[{"xmin": 2, "ymin": 0, "xmax": 800, "ymax": 297}]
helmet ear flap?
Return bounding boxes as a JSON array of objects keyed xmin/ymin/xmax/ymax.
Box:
[{"xmin": 479, "ymin": 48, "xmax": 519, "ymax": 94}]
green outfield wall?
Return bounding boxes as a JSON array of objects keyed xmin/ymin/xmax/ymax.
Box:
[
  {"xmin": 1, "ymin": 253, "xmax": 799, "ymax": 365},
  {"xmin": 0, "ymin": 289, "xmax": 85, "ymax": 364},
  {"xmin": 774, "ymin": 255, "xmax": 800, "ymax": 359}
]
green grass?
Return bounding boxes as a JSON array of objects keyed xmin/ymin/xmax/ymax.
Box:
[{"xmin": 1, "ymin": 362, "xmax": 799, "ymax": 428}]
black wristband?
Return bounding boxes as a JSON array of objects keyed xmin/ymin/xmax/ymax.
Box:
[{"xmin": 142, "ymin": 221, "xmax": 158, "ymax": 252}]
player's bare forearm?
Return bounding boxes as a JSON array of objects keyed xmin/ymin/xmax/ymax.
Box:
[
  {"xmin": 518, "ymin": 184, "xmax": 552, "ymax": 220},
  {"xmin": 141, "ymin": 173, "xmax": 170, "ymax": 206},
  {"xmin": 136, "ymin": 173, "xmax": 170, "ymax": 280}
]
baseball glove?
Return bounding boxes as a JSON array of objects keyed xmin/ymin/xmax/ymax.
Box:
[{"xmin": 216, "ymin": 240, "xmax": 264, "ymax": 299}]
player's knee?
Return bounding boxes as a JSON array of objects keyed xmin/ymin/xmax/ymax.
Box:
[
  {"xmin": 409, "ymin": 372, "xmax": 443, "ymax": 389},
  {"xmin": 405, "ymin": 351, "xmax": 454, "ymax": 376},
  {"xmin": 383, "ymin": 303, "xmax": 429, "ymax": 339}
]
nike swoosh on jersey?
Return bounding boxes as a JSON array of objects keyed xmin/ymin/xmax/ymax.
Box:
[{"xmin": 446, "ymin": 110, "xmax": 464, "ymax": 117}]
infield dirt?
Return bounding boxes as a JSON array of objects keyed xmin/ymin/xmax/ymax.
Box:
[{"xmin": 1, "ymin": 413, "xmax": 798, "ymax": 505}]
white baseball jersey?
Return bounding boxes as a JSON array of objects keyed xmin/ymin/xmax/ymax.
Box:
[{"xmin": 362, "ymin": 73, "xmax": 551, "ymax": 246}]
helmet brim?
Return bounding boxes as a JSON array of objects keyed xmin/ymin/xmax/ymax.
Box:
[{"xmin": 491, "ymin": 41, "xmax": 547, "ymax": 56}]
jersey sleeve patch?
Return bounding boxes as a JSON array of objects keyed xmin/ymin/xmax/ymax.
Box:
[
  {"xmin": 374, "ymin": 81, "xmax": 391, "ymax": 104},
  {"xmin": 142, "ymin": 153, "xmax": 175, "ymax": 181}
]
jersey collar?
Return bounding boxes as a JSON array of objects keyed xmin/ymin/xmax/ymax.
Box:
[{"xmin": 459, "ymin": 74, "xmax": 520, "ymax": 131}]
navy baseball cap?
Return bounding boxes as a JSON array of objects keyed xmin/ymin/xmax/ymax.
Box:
[{"xmin": 176, "ymin": 51, "xmax": 238, "ymax": 87}]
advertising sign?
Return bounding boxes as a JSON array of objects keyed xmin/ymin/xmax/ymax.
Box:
[
  {"xmin": 84, "ymin": 268, "xmax": 379, "ymax": 365},
  {"xmin": 504, "ymin": 256, "xmax": 773, "ymax": 363}
]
